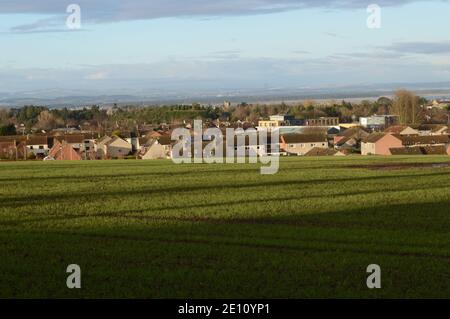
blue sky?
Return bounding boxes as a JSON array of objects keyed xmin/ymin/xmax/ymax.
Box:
[{"xmin": 0, "ymin": 0, "xmax": 450, "ymax": 93}]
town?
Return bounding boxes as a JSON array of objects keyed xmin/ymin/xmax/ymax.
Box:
[
  {"xmin": 1, "ymin": 90, "xmax": 449, "ymax": 161},
  {"xmin": 2, "ymin": 0, "xmax": 450, "ymax": 302}
]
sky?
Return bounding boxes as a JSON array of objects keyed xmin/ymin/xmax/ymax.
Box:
[{"xmin": 0, "ymin": 0, "xmax": 450, "ymax": 94}]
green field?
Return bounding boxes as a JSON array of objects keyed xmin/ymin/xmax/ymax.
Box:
[{"xmin": 1, "ymin": 156, "xmax": 450, "ymax": 298}]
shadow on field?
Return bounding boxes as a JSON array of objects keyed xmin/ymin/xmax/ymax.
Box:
[
  {"xmin": 3, "ymin": 158, "xmax": 450, "ymax": 298},
  {"xmin": 2, "ymin": 170, "xmax": 450, "ymax": 208},
  {"xmin": 3, "ymin": 195, "xmax": 450, "ymax": 298},
  {"xmin": 0, "ymin": 167, "xmax": 262, "ymax": 183},
  {"xmin": 4, "ymin": 182, "xmax": 450, "ymax": 230}
]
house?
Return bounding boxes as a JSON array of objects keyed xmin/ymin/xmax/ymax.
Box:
[
  {"xmin": 141, "ymin": 136, "xmax": 172, "ymax": 160},
  {"xmin": 96, "ymin": 136, "xmax": 132, "ymax": 159},
  {"xmin": 104, "ymin": 136, "xmax": 132, "ymax": 159},
  {"xmin": 304, "ymin": 147, "xmax": 345, "ymax": 157},
  {"xmin": 399, "ymin": 135, "xmax": 450, "ymax": 148},
  {"xmin": 280, "ymin": 134, "xmax": 328, "ymax": 156},
  {"xmin": 0, "ymin": 137, "xmax": 29, "ymax": 160},
  {"xmin": 431, "ymin": 125, "xmax": 449, "ymax": 136},
  {"xmin": 25, "ymin": 135, "xmax": 50, "ymax": 157},
  {"xmin": 0, "ymin": 140, "xmax": 17, "ymax": 160},
  {"xmin": 334, "ymin": 127, "xmax": 370, "ymax": 152},
  {"xmin": 362, "ymin": 133, "xmax": 450, "ymax": 155},
  {"xmin": 419, "ymin": 125, "xmax": 448, "ymax": 136},
  {"xmin": 54, "ymin": 134, "xmax": 84, "ymax": 150},
  {"xmin": 120, "ymin": 132, "xmax": 142, "ymax": 152},
  {"xmin": 47, "ymin": 140, "xmax": 82, "ymax": 160},
  {"xmin": 53, "ymin": 133, "xmax": 97, "ymax": 159},
  {"xmin": 361, "ymin": 133, "xmax": 403, "ymax": 155},
  {"xmin": 225, "ymin": 134, "xmax": 274, "ymax": 157},
  {"xmin": 384, "ymin": 125, "xmax": 419, "ymax": 136},
  {"xmin": 81, "ymin": 133, "xmax": 98, "ymax": 158},
  {"xmin": 428, "ymin": 99, "xmax": 450, "ymax": 109},
  {"xmin": 95, "ymin": 136, "xmax": 112, "ymax": 159}
]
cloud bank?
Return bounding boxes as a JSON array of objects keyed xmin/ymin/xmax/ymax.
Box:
[{"xmin": 1, "ymin": 0, "xmax": 437, "ymax": 31}]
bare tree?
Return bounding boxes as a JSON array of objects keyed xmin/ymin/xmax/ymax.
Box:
[
  {"xmin": 0, "ymin": 109, "xmax": 9, "ymax": 125},
  {"xmin": 36, "ymin": 110, "xmax": 64, "ymax": 131},
  {"xmin": 391, "ymin": 90, "xmax": 422, "ymax": 125}
]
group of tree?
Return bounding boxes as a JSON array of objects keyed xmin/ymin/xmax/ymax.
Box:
[
  {"xmin": 0, "ymin": 123, "xmax": 16, "ymax": 136},
  {"xmin": 0, "ymin": 90, "xmax": 447, "ymax": 134}
]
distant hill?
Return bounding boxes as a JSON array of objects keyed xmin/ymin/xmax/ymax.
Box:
[{"xmin": 1, "ymin": 81, "xmax": 450, "ymax": 107}]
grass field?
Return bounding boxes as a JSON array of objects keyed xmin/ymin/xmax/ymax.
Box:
[{"xmin": 1, "ymin": 156, "xmax": 450, "ymax": 298}]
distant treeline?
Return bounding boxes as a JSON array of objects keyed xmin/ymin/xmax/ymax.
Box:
[{"xmin": 0, "ymin": 90, "xmax": 448, "ymax": 135}]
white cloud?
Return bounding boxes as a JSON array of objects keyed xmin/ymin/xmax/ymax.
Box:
[
  {"xmin": 85, "ymin": 71, "xmax": 108, "ymax": 80},
  {"xmin": 1, "ymin": 0, "xmax": 441, "ymax": 32}
]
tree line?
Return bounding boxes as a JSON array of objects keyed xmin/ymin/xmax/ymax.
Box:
[{"xmin": 0, "ymin": 90, "xmax": 448, "ymax": 136}]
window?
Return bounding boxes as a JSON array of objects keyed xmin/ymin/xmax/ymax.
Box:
[
  {"xmin": 30, "ymin": 146, "xmax": 34, "ymax": 150},
  {"xmin": 39, "ymin": 146, "xmax": 44, "ymax": 149}
]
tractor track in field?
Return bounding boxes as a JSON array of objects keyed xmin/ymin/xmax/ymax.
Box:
[
  {"xmin": 349, "ymin": 162, "xmax": 450, "ymax": 171},
  {"xmin": 10, "ymin": 229, "xmax": 450, "ymax": 262}
]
